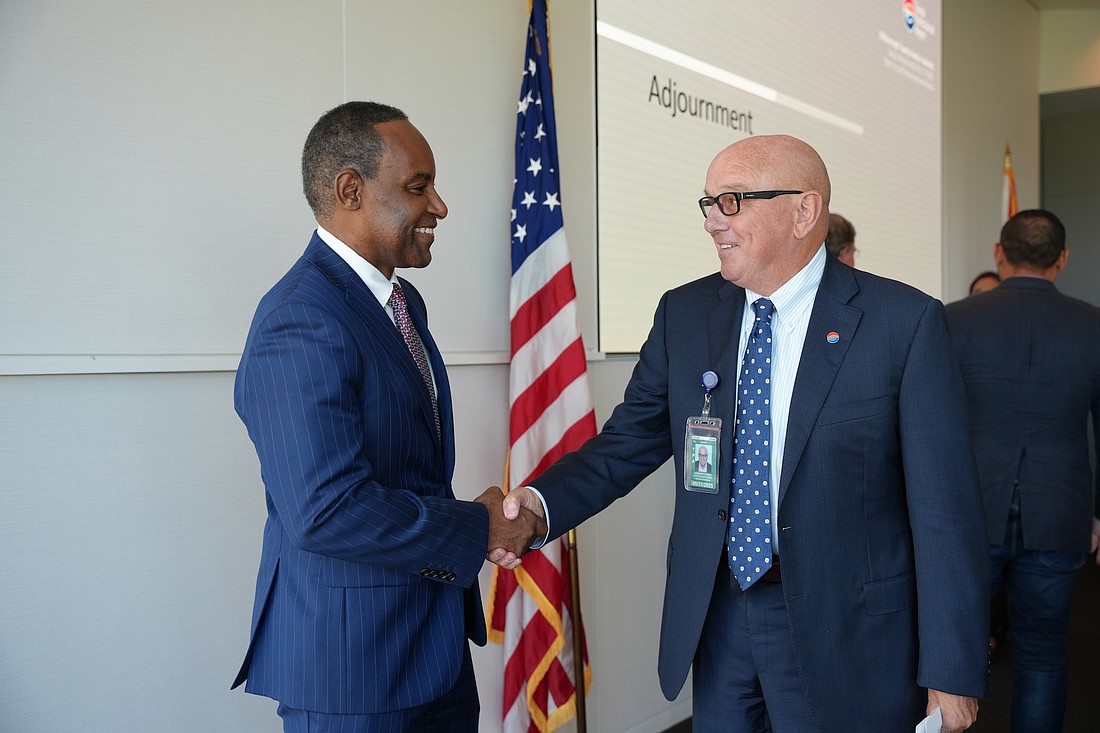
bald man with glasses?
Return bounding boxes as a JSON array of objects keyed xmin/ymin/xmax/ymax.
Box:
[{"xmin": 494, "ymin": 134, "xmax": 989, "ymax": 732}]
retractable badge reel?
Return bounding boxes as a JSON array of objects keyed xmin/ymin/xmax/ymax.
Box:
[{"xmin": 685, "ymin": 370, "xmax": 721, "ymax": 493}]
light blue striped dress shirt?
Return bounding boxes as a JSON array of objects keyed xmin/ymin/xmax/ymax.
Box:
[
  {"xmin": 530, "ymin": 245, "xmax": 828, "ymax": 550},
  {"xmin": 737, "ymin": 244, "xmax": 827, "ymax": 552}
]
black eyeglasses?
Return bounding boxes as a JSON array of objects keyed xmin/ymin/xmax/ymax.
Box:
[{"xmin": 698, "ymin": 190, "xmax": 803, "ymax": 218}]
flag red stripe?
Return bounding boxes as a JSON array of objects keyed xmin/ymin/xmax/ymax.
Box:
[
  {"xmin": 511, "ymin": 263, "xmax": 577, "ymax": 355},
  {"xmin": 490, "ymin": 567, "xmax": 519, "ymax": 633},
  {"xmin": 513, "ymin": 553, "xmax": 565, "ymax": 605},
  {"xmin": 509, "ymin": 338, "xmax": 589, "ymax": 440},
  {"xmin": 549, "ymin": 657, "xmax": 575, "ymax": 707},
  {"xmin": 502, "ymin": 610, "xmax": 555, "ymax": 708},
  {"xmin": 517, "ymin": 411, "xmax": 597, "ymax": 487}
]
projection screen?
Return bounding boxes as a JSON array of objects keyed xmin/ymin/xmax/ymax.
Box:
[{"xmin": 595, "ymin": 0, "xmax": 943, "ymax": 352}]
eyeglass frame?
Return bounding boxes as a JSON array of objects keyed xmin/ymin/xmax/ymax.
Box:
[{"xmin": 698, "ymin": 190, "xmax": 804, "ymax": 218}]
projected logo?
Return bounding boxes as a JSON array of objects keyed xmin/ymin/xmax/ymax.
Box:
[{"xmin": 901, "ymin": 0, "xmax": 935, "ymax": 40}]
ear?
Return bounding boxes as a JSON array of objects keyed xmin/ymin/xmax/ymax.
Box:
[
  {"xmin": 993, "ymin": 242, "xmax": 1006, "ymax": 270},
  {"xmin": 792, "ymin": 191, "xmax": 824, "ymax": 240},
  {"xmin": 1055, "ymin": 247, "xmax": 1069, "ymax": 273},
  {"xmin": 334, "ymin": 169, "xmax": 363, "ymax": 211}
]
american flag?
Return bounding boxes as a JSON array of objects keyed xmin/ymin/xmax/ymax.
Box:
[{"xmin": 486, "ymin": 1, "xmax": 595, "ymax": 731}]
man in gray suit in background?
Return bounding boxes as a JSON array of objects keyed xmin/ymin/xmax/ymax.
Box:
[{"xmin": 946, "ymin": 209, "xmax": 1100, "ymax": 733}]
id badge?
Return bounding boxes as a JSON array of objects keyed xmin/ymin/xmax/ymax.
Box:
[{"xmin": 684, "ymin": 416, "xmax": 721, "ymax": 493}]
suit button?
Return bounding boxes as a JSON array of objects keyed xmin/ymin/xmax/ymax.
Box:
[
  {"xmin": 445, "ymin": 572, "xmax": 456, "ymax": 582},
  {"xmin": 717, "ymin": 510, "xmax": 727, "ymax": 521},
  {"xmin": 420, "ymin": 568, "xmax": 430, "ymax": 576}
]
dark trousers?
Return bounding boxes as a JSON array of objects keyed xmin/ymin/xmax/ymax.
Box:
[
  {"xmin": 692, "ymin": 562, "xmax": 818, "ymax": 733},
  {"xmin": 990, "ymin": 496, "xmax": 1086, "ymax": 733},
  {"xmin": 277, "ymin": 644, "xmax": 479, "ymax": 733}
]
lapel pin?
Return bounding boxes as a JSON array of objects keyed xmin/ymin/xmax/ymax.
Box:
[{"xmin": 826, "ymin": 331, "xmax": 840, "ymax": 344}]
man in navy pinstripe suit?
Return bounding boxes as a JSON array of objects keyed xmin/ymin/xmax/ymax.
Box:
[{"xmin": 233, "ymin": 101, "xmax": 544, "ymax": 733}]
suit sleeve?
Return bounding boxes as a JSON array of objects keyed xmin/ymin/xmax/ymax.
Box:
[
  {"xmin": 235, "ymin": 299, "xmax": 488, "ymax": 587},
  {"xmin": 899, "ymin": 298, "xmax": 991, "ymax": 697},
  {"xmin": 535, "ymin": 291, "xmax": 677, "ymax": 537}
]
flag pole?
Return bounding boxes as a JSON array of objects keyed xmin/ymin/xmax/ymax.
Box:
[
  {"xmin": 566, "ymin": 528, "xmax": 587, "ymax": 732},
  {"xmin": 1002, "ymin": 144, "xmax": 1018, "ymax": 221}
]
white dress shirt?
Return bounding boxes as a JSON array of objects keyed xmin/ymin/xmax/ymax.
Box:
[
  {"xmin": 529, "ymin": 244, "xmax": 828, "ymax": 550},
  {"xmin": 315, "ymin": 226, "xmax": 436, "ymax": 387}
]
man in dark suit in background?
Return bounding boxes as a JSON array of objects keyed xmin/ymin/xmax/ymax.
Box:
[
  {"xmin": 494, "ymin": 134, "xmax": 989, "ymax": 732},
  {"xmin": 232, "ymin": 101, "xmax": 543, "ymax": 733},
  {"xmin": 946, "ymin": 209, "xmax": 1100, "ymax": 733}
]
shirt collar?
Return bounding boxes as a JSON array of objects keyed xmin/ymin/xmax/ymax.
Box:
[
  {"xmin": 315, "ymin": 225, "xmax": 397, "ymax": 309},
  {"xmin": 743, "ymin": 243, "xmax": 827, "ymax": 328}
]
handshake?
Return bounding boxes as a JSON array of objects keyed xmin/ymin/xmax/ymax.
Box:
[{"xmin": 473, "ymin": 486, "xmax": 545, "ymax": 571}]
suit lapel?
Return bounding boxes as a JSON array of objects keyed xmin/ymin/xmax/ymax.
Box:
[
  {"xmin": 709, "ymin": 279, "xmax": 744, "ymax": 489},
  {"xmin": 306, "ymin": 238, "xmax": 444, "ymax": 461},
  {"xmin": 778, "ymin": 260, "xmax": 862, "ymax": 507}
]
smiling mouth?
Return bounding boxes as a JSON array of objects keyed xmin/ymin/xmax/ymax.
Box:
[{"xmin": 414, "ymin": 226, "xmax": 435, "ymax": 236}]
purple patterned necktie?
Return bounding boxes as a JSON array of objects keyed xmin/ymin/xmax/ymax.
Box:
[
  {"xmin": 388, "ymin": 282, "xmax": 441, "ymax": 440},
  {"xmin": 729, "ymin": 297, "xmax": 775, "ymax": 590}
]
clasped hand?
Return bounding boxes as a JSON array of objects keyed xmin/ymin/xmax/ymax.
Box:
[{"xmin": 474, "ymin": 486, "xmax": 546, "ymax": 570}]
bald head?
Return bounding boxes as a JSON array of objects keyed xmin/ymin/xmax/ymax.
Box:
[
  {"xmin": 716, "ymin": 135, "xmax": 831, "ymax": 204},
  {"xmin": 703, "ymin": 135, "xmax": 832, "ymax": 294}
]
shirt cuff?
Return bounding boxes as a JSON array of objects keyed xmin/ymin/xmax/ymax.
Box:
[{"xmin": 524, "ymin": 485, "xmax": 551, "ymax": 549}]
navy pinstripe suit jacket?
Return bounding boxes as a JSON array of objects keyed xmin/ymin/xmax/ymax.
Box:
[{"xmin": 232, "ymin": 233, "xmax": 489, "ymax": 714}]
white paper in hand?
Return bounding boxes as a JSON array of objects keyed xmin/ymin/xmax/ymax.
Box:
[{"xmin": 915, "ymin": 706, "xmax": 942, "ymax": 733}]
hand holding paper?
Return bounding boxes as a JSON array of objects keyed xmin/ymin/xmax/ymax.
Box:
[{"xmin": 926, "ymin": 689, "xmax": 978, "ymax": 732}]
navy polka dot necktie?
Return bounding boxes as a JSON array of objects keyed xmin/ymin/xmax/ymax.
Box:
[{"xmin": 729, "ymin": 298, "xmax": 775, "ymax": 590}]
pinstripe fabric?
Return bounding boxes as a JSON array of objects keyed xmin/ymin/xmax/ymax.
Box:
[
  {"xmin": 275, "ymin": 645, "xmax": 479, "ymax": 733},
  {"xmin": 233, "ymin": 234, "xmax": 488, "ymax": 715}
]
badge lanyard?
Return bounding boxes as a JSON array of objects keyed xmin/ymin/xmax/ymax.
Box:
[{"xmin": 684, "ymin": 370, "xmax": 721, "ymax": 493}]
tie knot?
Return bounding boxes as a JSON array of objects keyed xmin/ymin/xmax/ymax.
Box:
[
  {"xmin": 753, "ymin": 298, "xmax": 775, "ymax": 321},
  {"xmin": 389, "ymin": 281, "xmax": 411, "ymax": 314}
]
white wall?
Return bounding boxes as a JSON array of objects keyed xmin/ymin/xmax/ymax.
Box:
[
  {"xmin": 1041, "ymin": 102, "xmax": 1100, "ymax": 307},
  {"xmin": 1039, "ymin": 10, "xmax": 1100, "ymax": 308},
  {"xmin": 0, "ymin": 373, "xmax": 279, "ymax": 731},
  {"xmin": 941, "ymin": 0, "xmax": 1041, "ymax": 303},
  {"xmin": 1040, "ymin": 9, "xmax": 1100, "ymax": 93}
]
